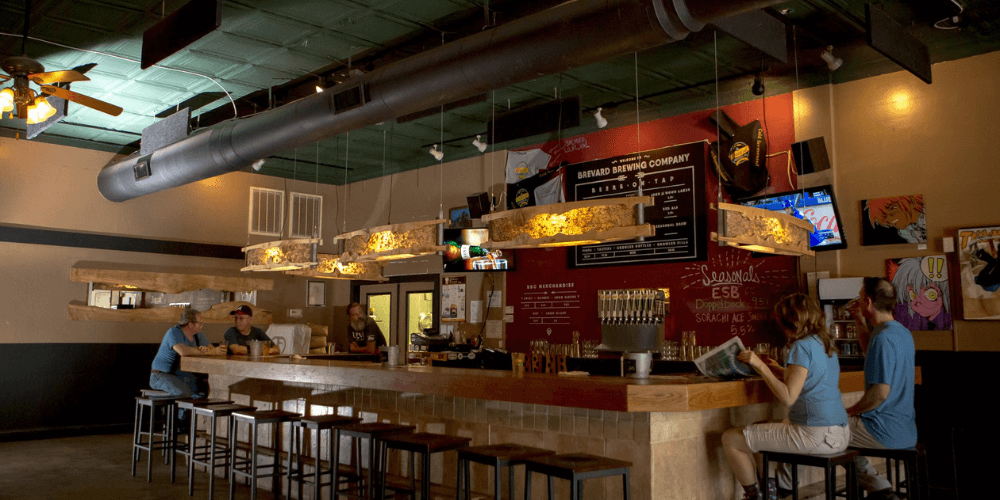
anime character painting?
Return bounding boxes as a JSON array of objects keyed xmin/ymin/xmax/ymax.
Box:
[
  {"xmin": 958, "ymin": 226, "xmax": 1000, "ymax": 319},
  {"xmin": 886, "ymin": 256, "xmax": 952, "ymax": 331},
  {"xmin": 862, "ymin": 194, "xmax": 926, "ymax": 245}
]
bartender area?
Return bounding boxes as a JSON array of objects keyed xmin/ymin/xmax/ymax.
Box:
[{"xmin": 1, "ymin": 1, "xmax": 997, "ymax": 499}]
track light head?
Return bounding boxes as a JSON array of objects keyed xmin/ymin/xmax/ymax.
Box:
[
  {"xmin": 594, "ymin": 107, "xmax": 608, "ymax": 129},
  {"xmin": 820, "ymin": 46, "xmax": 843, "ymax": 71},
  {"xmin": 429, "ymin": 144, "xmax": 444, "ymax": 161},
  {"xmin": 751, "ymin": 75, "xmax": 765, "ymax": 96},
  {"xmin": 472, "ymin": 134, "xmax": 488, "ymax": 153}
]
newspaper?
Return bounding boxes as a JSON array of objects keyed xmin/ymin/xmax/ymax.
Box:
[{"xmin": 693, "ymin": 336, "xmax": 754, "ymax": 378}]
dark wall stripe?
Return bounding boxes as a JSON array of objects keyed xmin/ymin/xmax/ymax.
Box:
[
  {"xmin": 0, "ymin": 223, "xmax": 242, "ymax": 259},
  {"xmin": 0, "ymin": 343, "xmax": 161, "ymax": 436}
]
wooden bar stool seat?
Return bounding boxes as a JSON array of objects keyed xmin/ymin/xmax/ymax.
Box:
[
  {"xmin": 523, "ymin": 453, "xmax": 632, "ymax": 500},
  {"xmin": 285, "ymin": 414, "xmax": 362, "ymax": 500},
  {"xmin": 760, "ymin": 449, "xmax": 860, "ymax": 500},
  {"xmin": 378, "ymin": 432, "xmax": 471, "ymax": 500},
  {"xmin": 849, "ymin": 444, "xmax": 927, "ymax": 500},
  {"xmin": 336, "ymin": 422, "xmax": 416, "ymax": 500},
  {"xmin": 132, "ymin": 394, "xmax": 184, "ymax": 483},
  {"xmin": 457, "ymin": 444, "xmax": 556, "ymax": 500},
  {"xmin": 229, "ymin": 409, "xmax": 301, "ymax": 500}
]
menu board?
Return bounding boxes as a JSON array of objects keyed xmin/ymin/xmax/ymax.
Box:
[
  {"xmin": 518, "ymin": 281, "xmax": 581, "ymax": 331},
  {"xmin": 564, "ymin": 142, "xmax": 707, "ymax": 268}
]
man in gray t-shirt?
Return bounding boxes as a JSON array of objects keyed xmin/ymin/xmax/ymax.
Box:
[{"xmin": 223, "ymin": 305, "xmax": 279, "ymax": 355}]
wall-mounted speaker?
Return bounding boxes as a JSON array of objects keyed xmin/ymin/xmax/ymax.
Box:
[{"xmin": 791, "ymin": 137, "xmax": 831, "ymax": 175}]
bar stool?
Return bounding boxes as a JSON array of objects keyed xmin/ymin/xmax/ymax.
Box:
[
  {"xmin": 849, "ymin": 444, "xmax": 927, "ymax": 500},
  {"xmin": 285, "ymin": 414, "xmax": 362, "ymax": 500},
  {"xmin": 336, "ymin": 422, "xmax": 416, "ymax": 500},
  {"xmin": 132, "ymin": 394, "xmax": 183, "ymax": 482},
  {"xmin": 522, "ymin": 453, "xmax": 632, "ymax": 500},
  {"xmin": 376, "ymin": 432, "xmax": 471, "ymax": 500},
  {"xmin": 760, "ymin": 449, "xmax": 860, "ymax": 500},
  {"xmin": 183, "ymin": 402, "xmax": 252, "ymax": 500},
  {"xmin": 228, "ymin": 409, "xmax": 301, "ymax": 500},
  {"xmin": 175, "ymin": 398, "xmax": 233, "ymax": 477},
  {"xmin": 456, "ymin": 444, "xmax": 555, "ymax": 500}
]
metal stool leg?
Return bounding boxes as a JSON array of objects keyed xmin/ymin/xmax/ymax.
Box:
[
  {"xmin": 623, "ymin": 469, "xmax": 631, "ymax": 500},
  {"xmin": 132, "ymin": 400, "xmax": 142, "ymax": 477},
  {"xmin": 523, "ymin": 469, "xmax": 532, "ymax": 500}
]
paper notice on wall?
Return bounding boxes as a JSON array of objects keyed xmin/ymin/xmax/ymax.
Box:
[
  {"xmin": 488, "ymin": 291, "xmax": 503, "ymax": 308},
  {"xmin": 469, "ymin": 300, "xmax": 483, "ymax": 323}
]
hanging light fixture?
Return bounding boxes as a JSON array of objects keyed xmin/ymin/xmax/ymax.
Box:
[
  {"xmin": 820, "ymin": 46, "xmax": 843, "ymax": 71},
  {"xmin": 335, "ymin": 218, "xmax": 448, "ymax": 263},
  {"xmin": 287, "ymin": 253, "xmax": 386, "ymax": 281},
  {"xmin": 481, "ymin": 196, "xmax": 654, "ymax": 249},
  {"xmin": 242, "ymin": 238, "xmax": 320, "ymax": 271},
  {"xmin": 712, "ymin": 202, "xmax": 815, "ymax": 256}
]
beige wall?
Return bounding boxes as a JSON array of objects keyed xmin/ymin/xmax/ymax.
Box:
[
  {"xmin": 0, "ymin": 135, "xmax": 506, "ymax": 345},
  {"xmin": 794, "ymin": 50, "xmax": 1000, "ymax": 351}
]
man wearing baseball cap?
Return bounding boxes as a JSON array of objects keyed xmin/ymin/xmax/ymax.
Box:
[{"xmin": 224, "ymin": 305, "xmax": 279, "ymax": 355}]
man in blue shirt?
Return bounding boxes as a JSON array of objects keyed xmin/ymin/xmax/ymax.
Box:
[
  {"xmin": 846, "ymin": 277, "xmax": 917, "ymax": 500},
  {"xmin": 150, "ymin": 308, "xmax": 226, "ymax": 419}
]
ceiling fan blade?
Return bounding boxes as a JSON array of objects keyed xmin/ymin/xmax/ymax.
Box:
[
  {"xmin": 0, "ymin": 74, "xmax": 10, "ymax": 83},
  {"xmin": 29, "ymin": 70, "xmax": 90, "ymax": 85},
  {"xmin": 41, "ymin": 85, "xmax": 123, "ymax": 116},
  {"xmin": 71, "ymin": 63, "xmax": 98, "ymax": 75}
]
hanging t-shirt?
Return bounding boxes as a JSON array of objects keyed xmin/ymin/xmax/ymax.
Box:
[
  {"xmin": 507, "ymin": 167, "xmax": 564, "ymax": 209},
  {"xmin": 505, "ymin": 149, "xmax": 551, "ymax": 185}
]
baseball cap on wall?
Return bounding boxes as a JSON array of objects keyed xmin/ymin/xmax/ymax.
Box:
[{"xmin": 230, "ymin": 305, "xmax": 253, "ymax": 316}]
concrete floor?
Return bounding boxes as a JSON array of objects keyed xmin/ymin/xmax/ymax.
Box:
[{"xmin": 0, "ymin": 433, "xmax": 277, "ymax": 499}]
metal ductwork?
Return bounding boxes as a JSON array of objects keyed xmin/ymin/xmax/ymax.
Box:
[{"xmin": 98, "ymin": 0, "xmax": 785, "ymax": 202}]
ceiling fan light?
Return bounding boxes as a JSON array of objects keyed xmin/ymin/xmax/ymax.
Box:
[
  {"xmin": 33, "ymin": 96, "xmax": 57, "ymax": 121},
  {"xmin": 26, "ymin": 105, "xmax": 41, "ymax": 124},
  {"xmin": 0, "ymin": 88, "xmax": 14, "ymax": 113}
]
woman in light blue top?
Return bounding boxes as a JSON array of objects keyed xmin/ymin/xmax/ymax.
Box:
[{"xmin": 722, "ymin": 294, "xmax": 850, "ymax": 500}]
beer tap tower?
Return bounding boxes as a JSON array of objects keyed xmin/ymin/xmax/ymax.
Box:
[{"xmin": 597, "ymin": 288, "xmax": 668, "ymax": 352}]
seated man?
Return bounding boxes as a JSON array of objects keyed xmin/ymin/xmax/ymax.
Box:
[
  {"xmin": 223, "ymin": 305, "xmax": 279, "ymax": 355},
  {"xmin": 149, "ymin": 308, "xmax": 226, "ymax": 420},
  {"xmin": 845, "ymin": 277, "xmax": 917, "ymax": 500},
  {"xmin": 346, "ymin": 302, "xmax": 387, "ymax": 354}
]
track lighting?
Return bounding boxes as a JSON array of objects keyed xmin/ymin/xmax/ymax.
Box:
[
  {"xmin": 472, "ymin": 134, "xmax": 487, "ymax": 153},
  {"xmin": 251, "ymin": 159, "xmax": 265, "ymax": 171},
  {"xmin": 429, "ymin": 144, "xmax": 444, "ymax": 161},
  {"xmin": 594, "ymin": 107, "xmax": 608, "ymax": 129},
  {"xmin": 751, "ymin": 75, "xmax": 765, "ymax": 96},
  {"xmin": 820, "ymin": 46, "xmax": 843, "ymax": 71}
]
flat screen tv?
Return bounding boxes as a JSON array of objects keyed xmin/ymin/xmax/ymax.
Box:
[
  {"xmin": 442, "ymin": 228, "xmax": 515, "ymax": 272},
  {"xmin": 738, "ymin": 184, "xmax": 847, "ymax": 251}
]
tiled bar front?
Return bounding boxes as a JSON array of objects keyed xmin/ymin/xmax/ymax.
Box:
[{"xmin": 193, "ymin": 359, "xmax": 866, "ymax": 500}]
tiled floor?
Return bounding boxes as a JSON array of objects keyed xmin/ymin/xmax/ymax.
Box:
[{"xmin": 0, "ymin": 433, "xmax": 277, "ymax": 499}]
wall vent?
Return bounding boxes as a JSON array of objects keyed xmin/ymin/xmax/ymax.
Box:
[
  {"xmin": 248, "ymin": 187, "xmax": 284, "ymax": 237},
  {"xmin": 288, "ymin": 192, "xmax": 323, "ymax": 238}
]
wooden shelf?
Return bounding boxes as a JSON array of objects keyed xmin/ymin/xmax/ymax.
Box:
[
  {"xmin": 67, "ymin": 300, "xmax": 273, "ymax": 324},
  {"xmin": 70, "ymin": 261, "xmax": 274, "ymax": 294}
]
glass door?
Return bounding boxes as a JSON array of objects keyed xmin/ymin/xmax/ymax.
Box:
[{"xmin": 360, "ymin": 280, "xmax": 437, "ymax": 359}]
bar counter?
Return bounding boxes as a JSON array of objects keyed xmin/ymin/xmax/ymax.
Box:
[
  {"xmin": 182, "ymin": 355, "xmax": 871, "ymax": 413},
  {"xmin": 182, "ymin": 355, "xmax": 898, "ymax": 500}
]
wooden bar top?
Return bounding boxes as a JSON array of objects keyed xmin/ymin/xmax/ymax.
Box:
[{"xmin": 182, "ymin": 356, "xmax": 910, "ymax": 413}]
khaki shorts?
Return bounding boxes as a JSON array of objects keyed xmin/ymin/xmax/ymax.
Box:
[{"xmin": 743, "ymin": 420, "xmax": 851, "ymax": 455}]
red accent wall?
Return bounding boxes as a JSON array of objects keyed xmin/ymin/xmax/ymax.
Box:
[{"xmin": 504, "ymin": 94, "xmax": 801, "ymax": 352}]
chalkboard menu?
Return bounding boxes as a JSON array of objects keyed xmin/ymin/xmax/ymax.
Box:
[{"xmin": 564, "ymin": 141, "xmax": 708, "ymax": 268}]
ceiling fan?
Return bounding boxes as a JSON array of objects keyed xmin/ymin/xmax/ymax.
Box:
[{"xmin": 1, "ymin": 0, "xmax": 123, "ymax": 124}]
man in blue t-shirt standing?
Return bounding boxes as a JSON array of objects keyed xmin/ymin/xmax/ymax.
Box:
[
  {"xmin": 150, "ymin": 308, "xmax": 226, "ymax": 419},
  {"xmin": 845, "ymin": 277, "xmax": 917, "ymax": 500}
]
